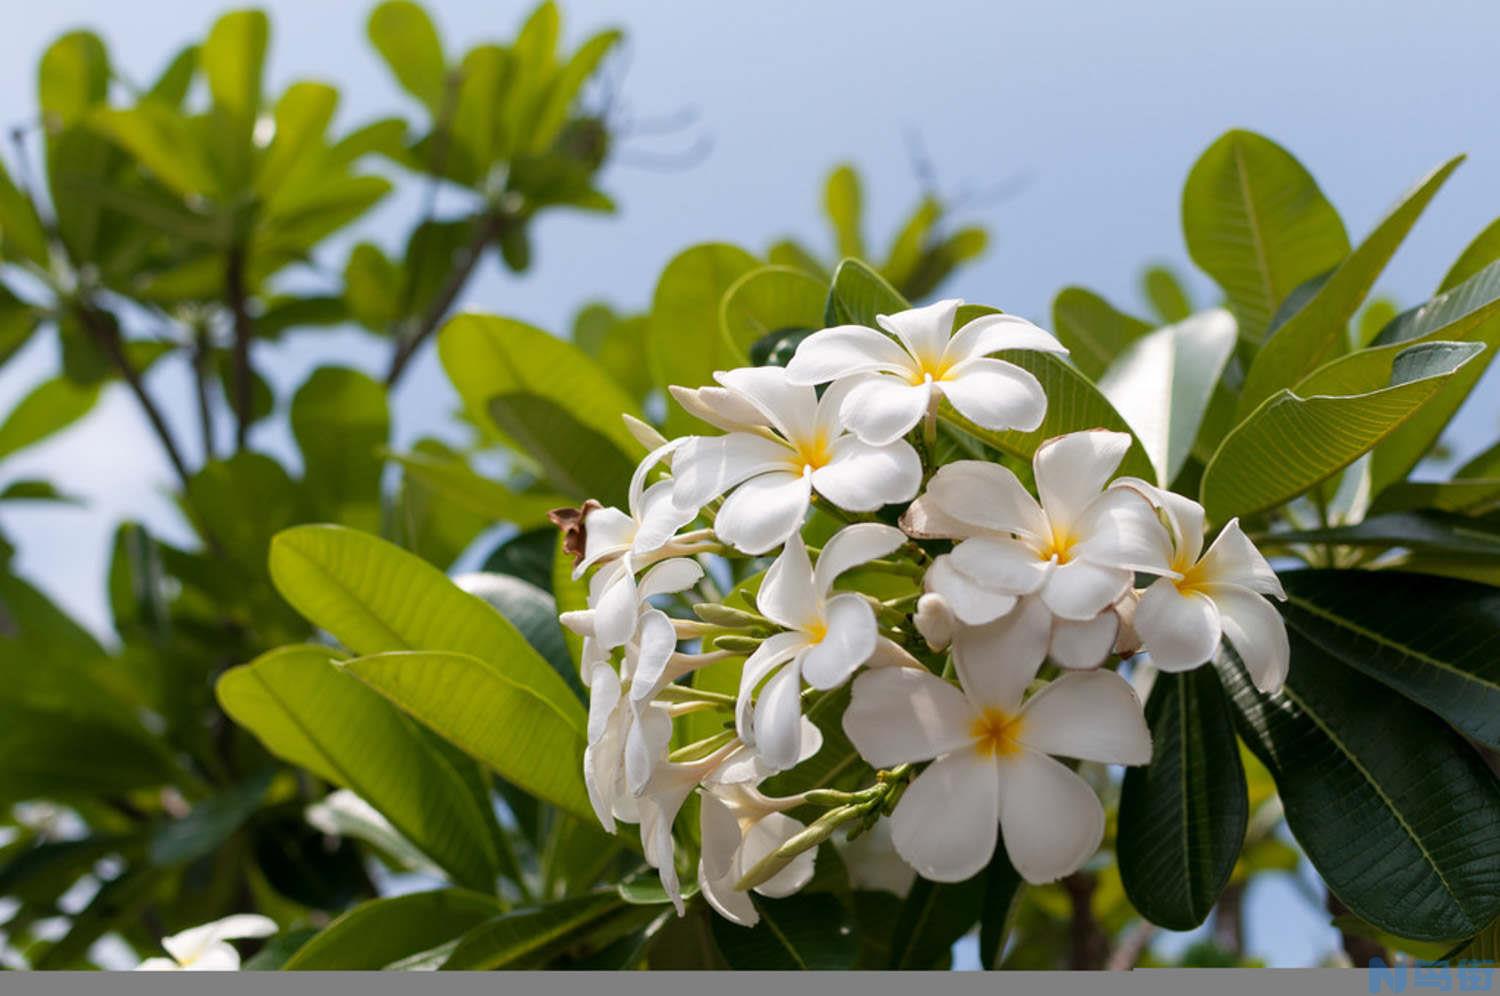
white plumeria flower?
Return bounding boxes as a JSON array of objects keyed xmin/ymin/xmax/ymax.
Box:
[
  {"xmin": 1120, "ymin": 481, "xmax": 1290, "ymax": 693},
  {"xmin": 134, "ymin": 914, "xmax": 277, "ymax": 971},
  {"xmin": 671, "ymin": 367, "xmax": 921, "ymax": 554},
  {"xmin": 902, "ymin": 430, "xmax": 1172, "ymax": 626},
  {"xmin": 564, "ymin": 558, "xmax": 704, "ymax": 693},
  {"xmin": 736, "ymin": 523, "xmax": 906, "ymax": 770},
  {"xmin": 784, "ymin": 298, "xmax": 1067, "ymax": 446},
  {"xmin": 698, "ymin": 780, "xmax": 816, "ymax": 927},
  {"xmin": 843, "ymin": 643, "xmax": 1151, "ymax": 884},
  {"xmin": 947, "ymin": 590, "xmax": 1130, "ymax": 673},
  {"xmin": 837, "ymin": 817, "xmax": 916, "ymax": 897}
]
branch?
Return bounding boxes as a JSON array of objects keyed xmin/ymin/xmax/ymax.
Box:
[
  {"xmin": 224, "ymin": 245, "xmax": 254, "ymax": 451},
  {"xmin": 1061, "ymin": 871, "xmax": 1109, "ymax": 970},
  {"xmin": 192, "ymin": 326, "xmax": 216, "ymax": 462},
  {"xmin": 383, "ymin": 209, "xmax": 503, "ymax": 388}
]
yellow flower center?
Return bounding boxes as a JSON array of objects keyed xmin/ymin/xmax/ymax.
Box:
[
  {"xmin": 905, "ymin": 352, "xmax": 954, "ymax": 386},
  {"xmin": 792, "ymin": 431, "xmax": 833, "ymax": 474},
  {"xmin": 1173, "ymin": 557, "xmax": 1208, "ymax": 595},
  {"xmin": 971, "ymin": 707, "xmax": 1026, "ymax": 759},
  {"xmin": 1038, "ymin": 525, "xmax": 1077, "ymax": 565},
  {"xmin": 806, "ymin": 618, "xmax": 829, "ymax": 643}
]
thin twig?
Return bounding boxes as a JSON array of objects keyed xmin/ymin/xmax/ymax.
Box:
[
  {"xmin": 191, "ymin": 325, "xmax": 216, "ymax": 462},
  {"xmin": 224, "ymin": 245, "xmax": 254, "ymax": 451}
]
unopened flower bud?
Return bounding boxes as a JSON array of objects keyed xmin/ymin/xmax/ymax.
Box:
[
  {"xmin": 692, "ymin": 603, "xmax": 766, "ymax": 629},
  {"xmin": 913, "ymin": 592, "xmax": 956, "ymax": 651}
]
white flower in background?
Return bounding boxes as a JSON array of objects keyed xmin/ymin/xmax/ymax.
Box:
[
  {"xmin": 134, "ymin": 914, "xmax": 277, "ymax": 971},
  {"xmin": 837, "ymin": 817, "xmax": 916, "ymax": 897},
  {"xmin": 736, "ymin": 523, "xmax": 906, "ymax": 770},
  {"xmin": 941, "ymin": 590, "xmax": 1131, "ymax": 673},
  {"xmin": 698, "ymin": 781, "xmax": 816, "ymax": 927},
  {"xmin": 670, "ymin": 367, "xmax": 921, "ymax": 554},
  {"xmin": 902, "ymin": 430, "xmax": 1171, "ymax": 626},
  {"xmin": 1120, "ymin": 482, "xmax": 1290, "ymax": 693},
  {"xmin": 785, "ymin": 298, "xmax": 1068, "ymax": 445},
  {"xmin": 842, "ymin": 638, "xmax": 1151, "ymax": 884}
]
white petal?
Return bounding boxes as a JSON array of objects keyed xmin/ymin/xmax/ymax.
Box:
[
  {"xmin": 712, "ymin": 717, "xmax": 823, "ymax": 786},
  {"xmin": 949, "ymin": 536, "xmax": 1051, "ymax": 595},
  {"xmin": 996, "ymin": 750, "xmax": 1105, "ymax": 885},
  {"xmin": 868, "ymin": 635, "xmax": 925, "ymax": 670},
  {"xmin": 757, "ymin": 531, "xmax": 820, "ymax": 632},
  {"xmin": 698, "ymin": 790, "xmax": 743, "ymax": 881},
  {"xmin": 843, "ymin": 666, "xmax": 977, "ymax": 767},
  {"xmin": 672, "ymin": 433, "xmax": 796, "ymax": 509},
  {"xmin": 753, "ymin": 659, "xmax": 807, "ymax": 771},
  {"xmin": 1039, "ymin": 559, "xmax": 1132, "ymax": 621},
  {"xmin": 924, "ymin": 554, "xmax": 1017, "ymax": 626},
  {"xmin": 591, "ymin": 562, "xmax": 640, "ymax": 650},
  {"xmin": 745, "ymin": 812, "xmax": 817, "ymax": 897},
  {"xmin": 1016, "ymin": 669, "xmax": 1152, "ymax": 765},
  {"xmin": 735, "ymin": 632, "xmax": 809, "ymax": 745},
  {"xmin": 877, "ymin": 298, "xmax": 960, "ymax": 365},
  {"xmin": 813, "ymin": 523, "xmax": 907, "ymax": 595},
  {"xmin": 913, "ymin": 593, "xmax": 956, "ymax": 651},
  {"xmin": 717, "ymin": 366, "xmax": 819, "ymax": 442},
  {"xmin": 576, "ymin": 506, "xmax": 634, "ymax": 574},
  {"xmin": 838, "ymin": 817, "xmax": 916, "ymax": 896},
  {"xmin": 715, "ymin": 471, "xmax": 813, "ymax": 555},
  {"xmin": 1070, "ymin": 487, "xmax": 1174, "ymax": 575},
  {"xmin": 839, "ymin": 376, "xmax": 932, "ymax": 446},
  {"xmin": 1033, "ymin": 430, "xmax": 1131, "ymax": 532},
  {"xmin": 1134, "ymin": 577, "xmax": 1222, "ymax": 671},
  {"xmin": 1207, "ymin": 583, "xmax": 1290, "ymax": 693},
  {"xmin": 628, "ymin": 440, "xmax": 681, "ymax": 517},
  {"xmin": 628, "ymin": 609, "xmax": 680, "ymax": 698},
  {"xmin": 669, "ymin": 384, "xmax": 774, "ymax": 434},
  {"xmin": 637, "ymin": 557, "xmax": 705, "ymax": 602},
  {"xmin": 1197, "ymin": 519, "xmax": 1285, "ymax": 597},
  {"xmin": 785, "ymin": 325, "xmax": 917, "ymax": 384},
  {"xmin": 162, "ymin": 915, "xmax": 277, "ymax": 966},
  {"xmin": 800, "ymin": 593, "xmax": 877, "ymax": 689},
  {"xmin": 625, "ymin": 701, "xmax": 673, "ymax": 796},
  {"xmin": 812, "ymin": 374, "xmax": 865, "ymax": 443},
  {"xmin": 1049, "ymin": 611, "xmax": 1119, "ymax": 670},
  {"xmin": 633, "ymin": 480, "xmax": 698, "ymax": 556},
  {"xmin": 135, "ymin": 958, "xmax": 181, "ymax": 971},
  {"xmin": 951, "ymin": 596, "xmax": 1052, "ymax": 712},
  {"xmin": 899, "ymin": 494, "xmax": 979, "ymax": 540},
  {"xmin": 182, "ymin": 943, "xmax": 242, "ymax": 971},
  {"xmin": 587, "ymin": 665, "xmax": 622, "ymax": 745},
  {"xmin": 812, "ymin": 436, "xmax": 921, "ymax": 511},
  {"xmin": 923, "ymin": 461, "xmax": 1049, "ymax": 540},
  {"xmin": 1117, "ymin": 478, "xmax": 1206, "ymax": 565},
  {"xmin": 891, "ymin": 750, "xmax": 1000, "ymax": 883},
  {"xmin": 940, "ymin": 358, "xmax": 1047, "ymax": 433},
  {"xmin": 943, "ymin": 313, "xmax": 1068, "ymax": 365}
]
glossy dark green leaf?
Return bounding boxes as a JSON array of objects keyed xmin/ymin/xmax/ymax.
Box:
[
  {"xmin": 1218, "ymin": 632, "xmax": 1500, "ymax": 940},
  {"xmin": 1118, "ymin": 667, "xmax": 1247, "ymax": 930},
  {"xmin": 888, "ymin": 869, "xmax": 984, "ymax": 969},
  {"xmin": 441, "ymin": 893, "xmax": 627, "ymax": 969},
  {"xmin": 1266, "ymin": 512, "xmax": 1500, "ymax": 558},
  {"xmin": 977, "ymin": 846, "xmax": 1023, "ymax": 969},
  {"xmin": 284, "ymin": 889, "xmax": 503, "ymax": 970},
  {"xmin": 148, "ymin": 770, "xmax": 272, "ymax": 866},
  {"xmin": 711, "ymin": 892, "xmax": 857, "ymax": 970}
]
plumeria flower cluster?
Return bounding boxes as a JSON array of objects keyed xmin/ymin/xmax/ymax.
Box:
[{"xmin": 552, "ymin": 298, "xmax": 1289, "ymax": 925}]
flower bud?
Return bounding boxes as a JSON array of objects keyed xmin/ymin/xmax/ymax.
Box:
[{"xmin": 913, "ymin": 592, "xmax": 956, "ymax": 651}]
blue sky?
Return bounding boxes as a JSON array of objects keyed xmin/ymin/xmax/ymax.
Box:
[{"xmin": 4, "ymin": 0, "xmax": 1500, "ymax": 967}]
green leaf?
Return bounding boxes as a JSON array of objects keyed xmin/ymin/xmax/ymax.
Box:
[
  {"xmin": 0, "ymin": 704, "xmax": 178, "ymax": 805},
  {"xmin": 290, "ymin": 367, "xmax": 389, "ymax": 532},
  {"xmin": 148, "ymin": 770, "xmax": 272, "ymax": 866},
  {"xmin": 1217, "ymin": 635, "xmax": 1500, "ymax": 940},
  {"xmin": 38, "ymin": 31, "xmax": 109, "ymax": 126},
  {"xmin": 268, "ymin": 524, "xmax": 583, "ymax": 729},
  {"xmin": 1098, "ymin": 308, "xmax": 1237, "ymax": 486},
  {"xmin": 1442, "ymin": 217, "xmax": 1500, "ymax": 292},
  {"xmin": 888, "ymin": 868, "xmax": 984, "ymax": 968},
  {"xmin": 367, "ymin": 1, "xmax": 448, "ymax": 114},
  {"xmin": 711, "ymin": 892, "xmax": 857, "ymax": 970},
  {"xmin": 487, "ymin": 393, "xmax": 635, "ymax": 507},
  {"xmin": 1199, "ymin": 340, "xmax": 1485, "ymax": 522},
  {"xmin": 387, "ymin": 447, "xmax": 565, "ymax": 530},
  {"xmin": 1118, "ymin": 667, "xmax": 1247, "ymax": 930},
  {"xmin": 0, "ymin": 480, "xmax": 77, "ymax": 504},
  {"xmin": 144, "ymin": 44, "xmax": 198, "ymax": 107},
  {"xmin": 454, "ymin": 570, "xmax": 580, "ymax": 700},
  {"xmin": 572, "ymin": 303, "xmax": 653, "ymax": 401},
  {"xmin": 1237, "ymin": 156, "xmax": 1463, "ymax": 416},
  {"xmin": 0, "ymin": 161, "xmax": 50, "ymax": 267},
  {"xmin": 342, "ymin": 242, "xmax": 403, "ymax": 332},
  {"xmin": 442, "ymin": 893, "xmax": 629, "ymax": 970},
  {"xmin": 92, "ymin": 105, "xmax": 218, "ymax": 198},
  {"xmin": 823, "ymin": 256, "xmax": 906, "ymax": 328},
  {"xmin": 720, "ymin": 265, "xmax": 828, "ymax": 362},
  {"xmin": 256, "ymin": 81, "xmax": 339, "ymax": 196},
  {"xmin": 1050, "ymin": 286, "xmax": 1154, "ymax": 381},
  {"xmin": 1276, "ymin": 571, "xmax": 1500, "ymax": 750},
  {"xmin": 203, "ymin": 9, "xmax": 268, "ymax": 124},
  {"xmin": 529, "ymin": 28, "xmax": 622, "ymax": 154},
  {"xmin": 0, "ymin": 377, "xmax": 101, "ymax": 460},
  {"xmin": 647, "ymin": 244, "xmax": 760, "ymax": 435},
  {"xmin": 1182, "ymin": 129, "xmax": 1349, "ymax": 345},
  {"xmin": 284, "ymin": 889, "xmax": 503, "ymax": 970},
  {"xmin": 342, "ymin": 650, "xmax": 592, "ymax": 825},
  {"xmin": 217, "ymin": 645, "xmax": 501, "ymax": 890},
  {"xmin": 1142, "ymin": 264, "xmax": 1193, "ymax": 323},
  {"xmin": 977, "ymin": 846, "xmax": 1023, "ymax": 970},
  {"xmin": 824, "ymin": 164, "xmax": 865, "ymax": 259},
  {"xmin": 1267, "ymin": 511, "xmax": 1500, "ymax": 557},
  {"xmin": 1368, "ymin": 480, "xmax": 1500, "ymax": 517}
]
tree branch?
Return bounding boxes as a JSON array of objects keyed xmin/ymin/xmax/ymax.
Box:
[
  {"xmin": 224, "ymin": 245, "xmax": 254, "ymax": 451},
  {"xmin": 191, "ymin": 325, "xmax": 216, "ymax": 463},
  {"xmin": 1062, "ymin": 871, "xmax": 1109, "ymax": 970}
]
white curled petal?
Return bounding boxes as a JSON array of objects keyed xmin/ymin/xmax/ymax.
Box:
[
  {"xmin": 715, "ymin": 471, "xmax": 813, "ymax": 555},
  {"xmin": 628, "ymin": 609, "xmax": 680, "ymax": 698},
  {"xmin": 843, "ymin": 666, "xmax": 977, "ymax": 767},
  {"xmin": 1116, "ymin": 479, "xmax": 1207, "ymax": 564},
  {"xmin": 735, "ymin": 632, "xmax": 809, "ymax": 745},
  {"xmin": 758, "ymin": 532, "xmax": 820, "ymax": 631},
  {"xmin": 891, "ymin": 751, "xmax": 1000, "ymax": 883},
  {"xmin": 576, "ymin": 506, "xmax": 635, "ymax": 574},
  {"xmin": 940, "ymin": 358, "xmax": 1048, "ymax": 433},
  {"xmin": 839, "ymin": 376, "xmax": 932, "ymax": 446},
  {"xmin": 625, "ymin": 702, "xmax": 673, "ymax": 796},
  {"xmin": 1033, "ymin": 430, "xmax": 1132, "ymax": 531},
  {"xmin": 812, "ymin": 436, "xmax": 921, "ymax": 511},
  {"xmin": 899, "ymin": 494, "xmax": 979, "ymax": 540},
  {"xmin": 924, "ymin": 461, "xmax": 1049, "ymax": 539},
  {"xmin": 1049, "ymin": 611, "xmax": 1119, "ymax": 670},
  {"xmin": 1070, "ymin": 487, "xmax": 1174, "ymax": 575},
  {"xmin": 669, "ymin": 384, "xmax": 773, "ymax": 433},
  {"xmin": 943, "ymin": 313, "xmax": 1069, "ymax": 366},
  {"xmin": 1016, "ymin": 669, "xmax": 1152, "ymax": 765},
  {"xmin": 587, "ymin": 665, "xmax": 622, "ymax": 745},
  {"xmin": 745, "ymin": 812, "xmax": 817, "ymax": 897},
  {"xmin": 913, "ymin": 593, "xmax": 957, "ymax": 651},
  {"xmin": 924, "ymin": 555, "xmax": 1017, "ymax": 626},
  {"xmin": 868, "ymin": 635, "xmax": 925, "ymax": 670},
  {"xmin": 800, "ymin": 593, "xmax": 877, "ymax": 690},
  {"xmin": 949, "ymin": 536, "xmax": 1051, "ymax": 595},
  {"xmin": 951, "ymin": 595, "xmax": 1052, "ymax": 712},
  {"xmin": 634, "ymin": 480, "xmax": 698, "ymax": 556},
  {"xmin": 753, "ymin": 660, "xmax": 807, "ymax": 771},
  {"xmin": 671, "ymin": 433, "xmax": 797, "ymax": 509},
  {"xmin": 1039, "ymin": 559, "xmax": 1132, "ymax": 621},
  {"xmin": 877, "ymin": 298, "xmax": 960, "ymax": 362},
  {"xmin": 813, "ymin": 523, "xmax": 907, "ymax": 595},
  {"xmin": 785, "ymin": 325, "xmax": 917, "ymax": 384},
  {"xmin": 997, "ymin": 750, "xmax": 1105, "ymax": 885},
  {"xmin": 1134, "ymin": 577, "xmax": 1222, "ymax": 672},
  {"xmin": 637, "ymin": 558, "xmax": 705, "ymax": 601},
  {"xmin": 161, "ymin": 915, "xmax": 277, "ymax": 967},
  {"xmin": 716, "ymin": 366, "xmax": 819, "ymax": 442},
  {"xmin": 182, "ymin": 944, "xmax": 242, "ymax": 971},
  {"xmin": 591, "ymin": 563, "xmax": 640, "ymax": 650},
  {"xmin": 700, "ymin": 857, "xmax": 759, "ymax": 927},
  {"xmin": 1208, "ymin": 583, "xmax": 1290, "ymax": 693},
  {"xmin": 135, "ymin": 957, "xmax": 181, "ymax": 971},
  {"xmin": 698, "ymin": 790, "xmax": 743, "ymax": 882},
  {"xmin": 1197, "ymin": 519, "xmax": 1285, "ymax": 598}
]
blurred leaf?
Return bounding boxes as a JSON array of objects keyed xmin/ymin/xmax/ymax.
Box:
[
  {"xmin": 387, "ymin": 446, "xmax": 565, "ymax": 529},
  {"xmin": 1118, "ymin": 667, "xmax": 1247, "ymax": 930},
  {"xmin": 454, "ymin": 568, "xmax": 580, "ymax": 699},
  {"xmin": 1182, "ymin": 129, "xmax": 1349, "ymax": 345},
  {"xmin": 1200, "ymin": 340, "xmax": 1484, "ymax": 522},
  {"xmin": 92, "ymin": 104, "xmax": 218, "ymax": 198},
  {"xmin": 442, "ymin": 892, "xmax": 632, "ymax": 970},
  {"xmin": 0, "ymin": 479, "xmax": 77, "ymax": 503},
  {"xmin": 0, "ymin": 702, "xmax": 177, "ymax": 805},
  {"xmin": 32, "ymin": 867, "xmax": 166, "ymax": 969},
  {"xmin": 218, "ymin": 644, "xmax": 501, "ymax": 890},
  {"xmin": 1238, "ymin": 156, "xmax": 1462, "ymax": 416},
  {"xmin": 39, "ymin": 30, "xmax": 109, "ymax": 127},
  {"xmin": 823, "ymin": 256, "xmax": 905, "ymax": 328},
  {"xmin": 977, "ymin": 847, "xmax": 1023, "ymax": 970},
  {"xmin": 0, "ymin": 376, "xmax": 101, "ymax": 460},
  {"xmin": 767, "ymin": 239, "xmax": 828, "ymax": 281},
  {"xmin": 291, "ymin": 367, "xmax": 388, "ymax": 532},
  {"xmin": 1268, "ymin": 511, "xmax": 1500, "ymax": 557},
  {"xmin": 1355, "ymin": 297, "xmax": 1400, "ymax": 349},
  {"xmin": 1368, "ymin": 479, "xmax": 1500, "ymax": 516},
  {"xmin": 0, "ymin": 162, "xmax": 50, "ymax": 267},
  {"xmin": 711, "ymin": 892, "xmax": 857, "ymax": 970},
  {"xmin": 479, "ymin": 528, "xmax": 556, "ymax": 592},
  {"xmin": 256, "ymin": 81, "xmax": 339, "ymax": 196},
  {"xmin": 367, "ymin": 1, "xmax": 448, "ymax": 115},
  {"xmin": 572, "ymin": 303, "xmax": 652, "ymax": 401},
  {"xmin": 343, "ymin": 242, "xmax": 402, "ymax": 332},
  {"xmin": 529, "ymin": 28, "xmax": 622, "ymax": 154},
  {"xmin": 881, "ymin": 197, "xmax": 939, "ymax": 294},
  {"xmin": 149, "ymin": 770, "xmax": 273, "ymax": 866},
  {"xmin": 186, "ymin": 453, "xmax": 302, "ymax": 572},
  {"xmin": 257, "ymin": 294, "xmax": 348, "ymax": 339},
  {"xmin": 213, "ymin": 351, "xmax": 274, "ymax": 425},
  {"xmin": 285, "ymin": 889, "xmax": 503, "ymax": 970},
  {"xmin": 1142, "ymin": 264, "xmax": 1193, "ymax": 323},
  {"xmin": 824, "ymin": 164, "xmax": 865, "ymax": 259},
  {"xmin": 1050, "ymin": 286, "xmax": 1154, "ymax": 382},
  {"xmin": 720, "ymin": 265, "xmax": 826, "ymax": 362},
  {"xmin": 203, "ymin": 8, "xmax": 268, "ymax": 189},
  {"xmin": 488, "ymin": 392, "xmax": 635, "ymax": 506},
  {"xmin": 888, "ymin": 869, "xmax": 982, "ymax": 969},
  {"xmin": 145, "ymin": 44, "xmax": 198, "ymax": 107}
]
